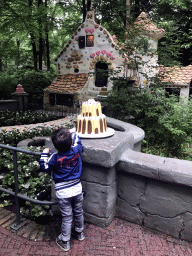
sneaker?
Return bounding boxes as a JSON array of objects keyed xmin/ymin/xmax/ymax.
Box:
[
  {"xmin": 72, "ymin": 230, "xmax": 85, "ymax": 241},
  {"xmin": 56, "ymin": 238, "xmax": 70, "ymax": 251}
]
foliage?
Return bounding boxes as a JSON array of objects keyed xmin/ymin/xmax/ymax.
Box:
[
  {"xmin": 104, "ymin": 80, "xmax": 192, "ymax": 159},
  {"xmin": 0, "ymin": 0, "xmax": 82, "ymax": 71},
  {"xmin": 94, "ymin": 0, "xmax": 127, "ymax": 41},
  {"xmin": 148, "ymin": 0, "xmax": 192, "ymax": 66},
  {"xmin": 0, "ymin": 0, "xmax": 191, "ymax": 70},
  {"xmin": 0, "ymin": 69, "xmax": 56, "ymax": 110},
  {"xmin": 0, "ymin": 146, "xmax": 52, "ymax": 219},
  {"xmin": 0, "ymin": 110, "xmax": 59, "ymax": 127},
  {"xmin": 20, "ymin": 70, "xmax": 56, "ymax": 108},
  {"xmin": 0, "ymin": 117, "xmax": 75, "ymax": 219},
  {"xmin": 157, "ymin": 98, "xmax": 192, "ymax": 157},
  {"xmin": 0, "ymin": 71, "xmax": 19, "ymax": 100},
  {"xmin": 0, "ymin": 126, "xmax": 54, "ymax": 147}
]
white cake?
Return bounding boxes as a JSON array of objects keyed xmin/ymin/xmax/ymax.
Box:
[{"xmin": 76, "ymin": 99, "xmax": 107, "ymax": 134}]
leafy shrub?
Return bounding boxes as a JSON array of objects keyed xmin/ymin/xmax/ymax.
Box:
[
  {"xmin": 0, "ymin": 146, "xmax": 52, "ymax": 219},
  {"xmin": 157, "ymin": 98, "xmax": 192, "ymax": 158},
  {"xmin": 0, "ymin": 118, "xmax": 75, "ymax": 220},
  {"xmin": 0, "ymin": 69, "xmax": 56, "ymax": 109},
  {"xmin": 21, "ymin": 70, "xmax": 56, "ymax": 109},
  {"xmin": 0, "ymin": 71, "xmax": 18, "ymax": 99},
  {"xmin": 0, "ymin": 110, "xmax": 60, "ymax": 127},
  {"xmin": 104, "ymin": 81, "xmax": 192, "ymax": 159}
]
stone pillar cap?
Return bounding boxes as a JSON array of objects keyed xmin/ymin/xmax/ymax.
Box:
[{"xmin": 14, "ymin": 84, "xmax": 26, "ymax": 94}]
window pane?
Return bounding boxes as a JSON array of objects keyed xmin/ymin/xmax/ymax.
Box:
[
  {"xmin": 49, "ymin": 93, "xmax": 55, "ymax": 105},
  {"xmin": 56, "ymin": 94, "xmax": 73, "ymax": 107},
  {"xmin": 86, "ymin": 35, "xmax": 94, "ymax": 47},
  {"xmin": 79, "ymin": 36, "xmax": 85, "ymax": 49}
]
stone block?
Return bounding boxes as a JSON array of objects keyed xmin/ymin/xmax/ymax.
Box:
[
  {"xmin": 144, "ymin": 214, "xmax": 183, "ymax": 239},
  {"xmin": 140, "ymin": 180, "xmax": 192, "ymax": 218},
  {"xmin": 82, "ymin": 163, "xmax": 116, "ymax": 186},
  {"xmin": 118, "ymin": 151, "xmax": 159, "ymax": 181},
  {"xmin": 84, "ymin": 211, "xmax": 114, "ymax": 227},
  {"xmin": 116, "ymin": 198, "xmax": 145, "ymax": 225},
  {"xmin": 17, "ymin": 139, "xmax": 34, "ymax": 149},
  {"xmin": 117, "ymin": 172, "xmax": 146, "ymax": 207},
  {"xmin": 82, "ymin": 180, "xmax": 116, "ymax": 218},
  {"xmin": 181, "ymin": 212, "xmax": 192, "ymax": 241}
]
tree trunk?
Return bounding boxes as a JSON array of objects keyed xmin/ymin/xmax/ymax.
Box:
[
  {"xmin": 38, "ymin": 0, "xmax": 43, "ymax": 70},
  {"xmin": 45, "ymin": 0, "xmax": 50, "ymax": 70},
  {"xmin": 87, "ymin": 0, "xmax": 91, "ymax": 11},
  {"xmin": 15, "ymin": 40, "xmax": 20, "ymax": 68},
  {"xmin": 83, "ymin": 0, "xmax": 86, "ymax": 21},
  {"xmin": 28, "ymin": 0, "xmax": 38, "ymax": 70},
  {"xmin": 0, "ymin": 55, "xmax": 3, "ymax": 71},
  {"xmin": 134, "ymin": 0, "xmax": 140, "ymax": 18},
  {"xmin": 126, "ymin": 0, "xmax": 130, "ymax": 27},
  {"xmin": 31, "ymin": 37, "xmax": 38, "ymax": 70}
]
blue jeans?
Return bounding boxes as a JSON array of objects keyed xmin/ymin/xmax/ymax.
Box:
[{"xmin": 58, "ymin": 193, "xmax": 84, "ymax": 242}]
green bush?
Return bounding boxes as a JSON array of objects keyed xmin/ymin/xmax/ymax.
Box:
[
  {"xmin": 0, "ymin": 146, "xmax": 52, "ymax": 219},
  {"xmin": 21, "ymin": 70, "xmax": 56, "ymax": 108},
  {"xmin": 157, "ymin": 98, "xmax": 192, "ymax": 158},
  {"xmin": 104, "ymin": 80, "xmax": 192, "ymax": 159},
  {"xmin": 0, "ymin": 110, "xmax": 60, "ymax": 127},
  {"xmin": 0, "ymin": 71, "xmax": 18, "ymax": 99},
  {"xmin": 0, "ymin": 69, "xmax": 56, "ymax": 109},
  {"xmin": 0, "ymin": 118, "xmax": 75, "ymax": 220}
]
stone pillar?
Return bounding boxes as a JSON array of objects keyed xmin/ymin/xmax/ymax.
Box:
[
  {"xmin": 11, "ymin": 84, "xmax": 28, "ymax": 111},
  {"xmin": 180, "ymin": 86, "xmax": 189, "ymax": 103},
  {"xmin": 50, "ymin": 117, "xmax": 144, "ymax": 227},
  {"xmin": 82, "ymin": 163, "xmax": 117, "ymax": 227}
]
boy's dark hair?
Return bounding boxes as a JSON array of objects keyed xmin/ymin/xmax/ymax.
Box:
[{"xmin": 51, "ymin": 128, "xmax": 72, "ymax": 153}]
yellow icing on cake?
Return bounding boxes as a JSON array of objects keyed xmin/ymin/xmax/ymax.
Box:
[{"xmin": 76, "ymin": 99, "xmax": 107, "ymax": 134}]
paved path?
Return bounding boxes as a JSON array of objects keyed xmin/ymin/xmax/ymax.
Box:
[{"xmin": 1, "ymin": 209, "xmax": 192, "ymax": 256}]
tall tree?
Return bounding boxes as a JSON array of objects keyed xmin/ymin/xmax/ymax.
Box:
[{"xmin": 147, "ymin": 0, "xmax": 192, "ymax": 66}]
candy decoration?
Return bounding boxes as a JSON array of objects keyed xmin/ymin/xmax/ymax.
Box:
[
  {"xmin": 90, "ymin": 53, "xmax": 95, "ymax": 58},
  {"xmin": 101, "ymin": 50, "xmax": 106, "ymax": 55},
  {"xmin": 85, "ymin": 28, "xmax": 95, "ymax": 33}
]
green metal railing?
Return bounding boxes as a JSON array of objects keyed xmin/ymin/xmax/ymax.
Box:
[{"xmin": 0, "ymin": 144, "xmax": 58, "ymax": 230}]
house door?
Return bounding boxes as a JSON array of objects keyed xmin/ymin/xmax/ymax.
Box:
[{"xmin": 95, "ymin": 61, "xmax": 108, "ymax": 87}]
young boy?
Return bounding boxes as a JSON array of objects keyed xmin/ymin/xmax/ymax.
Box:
[{"xmin": 39, "ymin": 128, "xmax": 84, "ymax": 251}]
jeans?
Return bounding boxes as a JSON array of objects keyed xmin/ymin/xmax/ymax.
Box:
[{"xmin": 58, "ymin": 193, "xmax": 84, "ymax": 242}]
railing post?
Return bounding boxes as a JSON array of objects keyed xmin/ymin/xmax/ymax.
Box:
[
  {"xmin": 10, "ymin": 150, "xmax": 27, "ymax": 230},
  {"xmin": 13, "ymin": 150, "xmax": 20, "ymax": 225}
]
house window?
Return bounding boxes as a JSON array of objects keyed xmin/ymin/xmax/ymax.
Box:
[
  {"xmin": 165, "ymin": 88, "xmax": 180, "ymax": 101},
  {"xmin": 49, "ymin": 93, "xmax": 73, "ymax": 107},
  {"xmin": 49, "ymin": 93, "xmax": 56, "ymax": 105},
  {"xmin": 95, "ymin": 61, "xmax": 108, "ymax": 87},
  {"xmin": 79, "ymin": 36, "xmax": 85, "ymax": 49},
  {"xmin": 86, "ymin": 35, "xmax": 94, "ymax": 47}
]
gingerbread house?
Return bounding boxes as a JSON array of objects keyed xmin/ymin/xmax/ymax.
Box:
[
  {"xmin": 43, "ymin": 4, "xmax": 126, "ymax": 112},
  {"xmin": 44, "ymin": 6, "xmax": 191, "ymax": 111}
]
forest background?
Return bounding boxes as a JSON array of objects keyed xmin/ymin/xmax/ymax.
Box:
[{"xmin": 0, "ymin": 0, "xmax": 191, "ymax": 72}]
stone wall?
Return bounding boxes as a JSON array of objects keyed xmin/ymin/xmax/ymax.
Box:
[
  {"xmin": 116, "ymin": 149, "xmax": 192, "ymax": 241},
  {"xmin": 0, "ymin": 100, "xmax": 19, "ymax": 112}
]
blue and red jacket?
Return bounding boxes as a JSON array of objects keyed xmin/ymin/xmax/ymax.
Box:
[{"xmin": 39, "ymin": 132, "xmax": 83, "ymax": 184}]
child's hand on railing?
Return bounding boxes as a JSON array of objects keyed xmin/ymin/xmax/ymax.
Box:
[{"xmin": 43, "ymin": 148, "xmax": 50, "ymax": 154}]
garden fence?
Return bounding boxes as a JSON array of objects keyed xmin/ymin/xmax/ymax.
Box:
[{"xmin": 0, "ymin": 144, "xmax": 58, "ymax": 230}]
